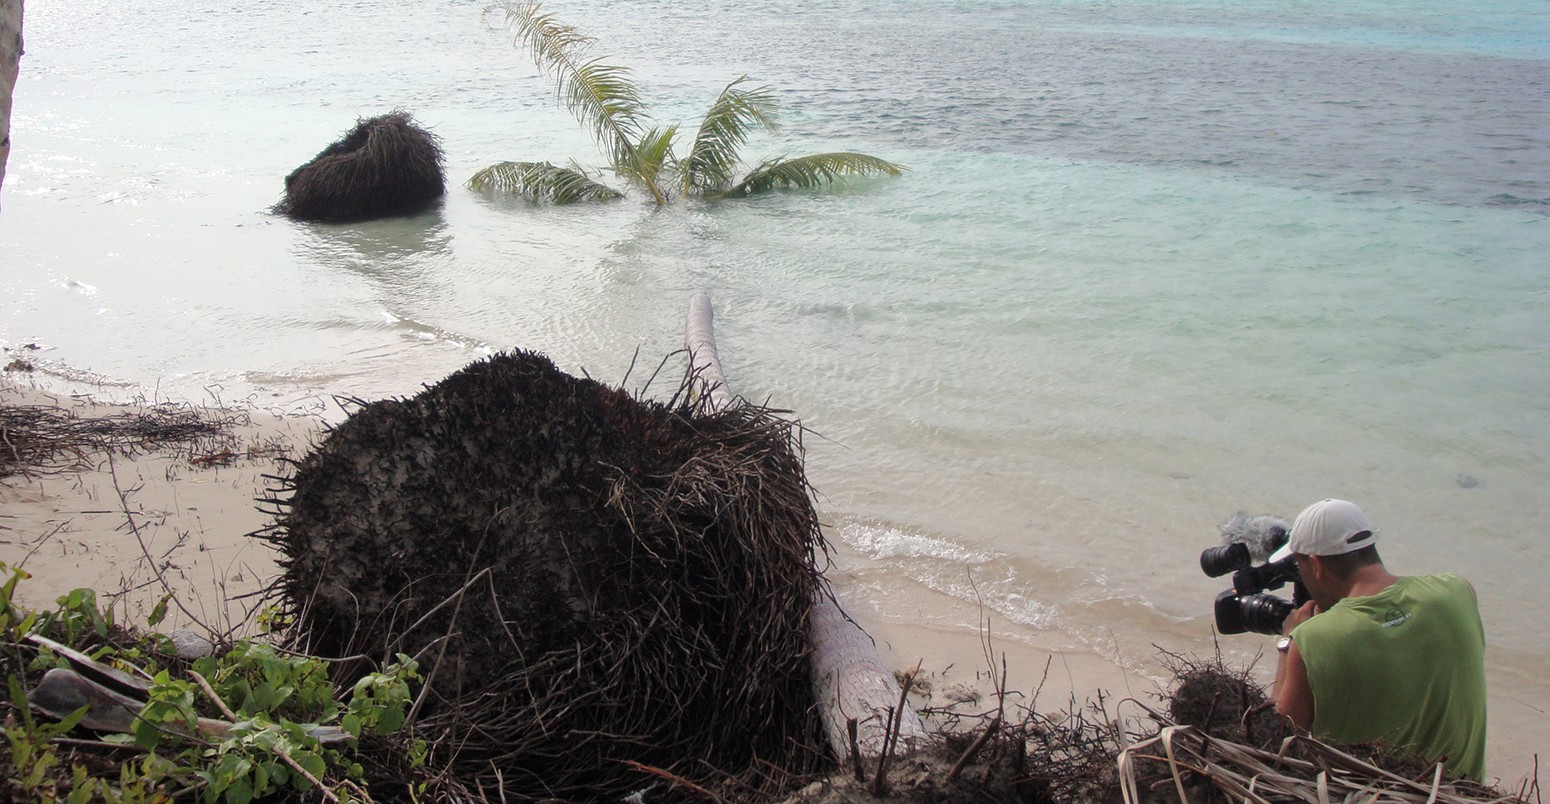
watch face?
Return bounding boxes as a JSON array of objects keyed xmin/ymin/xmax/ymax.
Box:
[{"xmin": 1277, "ymin": 636, "xmax": 1293, "ymax": 653}]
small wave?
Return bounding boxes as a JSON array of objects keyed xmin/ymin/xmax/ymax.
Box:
[
  {"xmin": 379, "ymin": 312, "xmax": 492, "ymax": 353},
  {"xmin": 838, "ymin": 520, "xmax": 994, "ymax": 564},
  {"xmin": 61, "ymin": 279, "xmax": 99, "ymax": 296},
  {"xmin": 1485, "ymin": 193, "xmax": 1550, "ymax": 213}
]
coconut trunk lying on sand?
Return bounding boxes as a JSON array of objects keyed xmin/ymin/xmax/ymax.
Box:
[
  {"xmin": 273, "ymin": 111, "xmax": 445, "ymax": 223},
  {"xmin": 259, "ymin": 349, "xmax": 829, "ymax": 799},
  {"xmin": 685, "ymin": 291, "xmax": 929, "ymax": 760}
]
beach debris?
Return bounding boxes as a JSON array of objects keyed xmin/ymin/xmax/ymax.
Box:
[
  {"xmin": 25, "ymin": 665, "xmax": 350, "ymax": 745},
  {"xmin": 0, "ymin": 396, "xmax": 242, "ymax": 478},
  {"xmin": 28, "ymin": 667, "xmax": 147, "ymax": 734},
  {"xmin": 258, "ymin": 349, "xmax": 830, "ymax": 800},
  {"xmin": 273, "ymin": 110, "xmax": 445, "ymax": 223},
  {"xmin": 1118, "ymin": 724, "xmax": 1515, "ymax": 804}
]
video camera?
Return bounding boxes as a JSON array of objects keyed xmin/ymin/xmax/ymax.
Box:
[{"xmin": 1200, "ymin": 513, "xmax": 1310, "ymax": 636}]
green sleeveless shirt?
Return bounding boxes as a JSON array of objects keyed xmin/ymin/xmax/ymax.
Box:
[{"xmin": 1290, "ymin": 573, "xmax": 1487, "ymax": 780}]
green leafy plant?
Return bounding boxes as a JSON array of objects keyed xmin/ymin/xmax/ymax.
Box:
[
  {"xmin": 6, "ymin": 675, "xmax": 88, "ymax": 799},
  {"xmin": 3, "ymin": 560, "xmax": 420, "ymax": 802},
  {"xmin": 36, "ymin": 587, "xmax": 112, "ymax": 645},
  {"xmin": 342, "ymin": 653, "xmax": 419, "ymax": 738},
  {"xmin": 470, "ymin": 1, "xmax": 905, "ymax": 205},
  {"xmin": 132, "ymin": 670, "xmax": 201, "ymax": 751},
  {"xmin": 0, "ymin": 561, "xmax": 37, "ymax": 639},
  {"xmin": 197, "ymin": 717, "xmax": 329, "ymax": 804},
  {"xmin": 193, "ymin": 642, "xmax": 337, "ymax": 725}
]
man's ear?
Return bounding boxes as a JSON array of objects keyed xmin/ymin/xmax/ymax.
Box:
[{"xmin": 1305, "ymin": 554, "xmax": 1326, "ymax": 580}]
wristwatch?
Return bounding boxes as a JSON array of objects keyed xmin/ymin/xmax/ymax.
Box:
[{"xmin": 1276, "ymin": 636, "xmax": 1293, "ymax": 654}]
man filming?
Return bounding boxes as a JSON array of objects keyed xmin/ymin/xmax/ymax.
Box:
[{"xmin": 1272, "ymin": 498, "xmax": 1487, "ymax": 781}]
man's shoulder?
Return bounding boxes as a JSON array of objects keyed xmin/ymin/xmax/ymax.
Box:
[{"xmin": 1397, "ymin": 572, "xmax": 1473, "ymax": 597}]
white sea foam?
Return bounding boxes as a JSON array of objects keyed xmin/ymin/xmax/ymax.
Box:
[{"xmin": 839, "ymin": 521, "xmax": 994, "ymax": 564}]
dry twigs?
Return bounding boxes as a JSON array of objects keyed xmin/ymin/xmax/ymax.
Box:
[{"xmin": 0, "ymin": 398, "xmax": 243, "ymax": 478}]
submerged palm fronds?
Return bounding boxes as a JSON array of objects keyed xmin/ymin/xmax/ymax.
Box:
[
  {"xmin": 0, "ymin": 399, "xmax": 242, "ymax": 478},
  {"xmin": 474, "ymin": 1, "xmax": 904, "ymax": 205},
  {"xmin": 274, "ymin": 111, "xmax": 445, "ymax": 223},
  {"xmin": 257, "ymin": 350, "xmax": 830, "ymax": 800},
  {"xmin": 723, "ymin": 152, "xmax": 907, "ymax": 198},
  {"xmin": 465, "ymin": 159, "xmax": 623, "ymax": 202},
  {"xmin": 499, "ymin": 2, "xmax": 650, "ymax": 180},
  {"xmin": 681, "ymin": 78, "xmax": 780, "ymax": 197}
]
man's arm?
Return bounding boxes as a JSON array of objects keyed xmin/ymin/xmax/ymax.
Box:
[
  {"xmin": 1274, "ymin": 600, "xmax": 1318, "ymax": 732},
  {"xmin": 1275, "ymin": 641, "xmax": 1315, "ymax": 731}
]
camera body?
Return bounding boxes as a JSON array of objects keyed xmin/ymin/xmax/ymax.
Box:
[{"xmin": 1200, "ymin": 514, "xmax": 1310, "ymax": 636}]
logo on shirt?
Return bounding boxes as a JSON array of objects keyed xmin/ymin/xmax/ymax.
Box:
[{"xmin": 1381, "ymin": 608, "xmax": 1411, "ymax": 627}]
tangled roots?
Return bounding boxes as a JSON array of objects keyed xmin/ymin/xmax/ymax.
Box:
[{"xmin": 257, "ymin": 351, "xmax": 829, "ymax": 799}]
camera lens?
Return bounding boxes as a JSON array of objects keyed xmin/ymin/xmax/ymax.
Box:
[
  {"xmin": 1237, "ymin": 593, "xmax": 1294, "ymax": 636},
  {"xmin": 1200, "ymin": 542, "xmax": 1251, "ymax": 577},
  {"xmin": 1213, "ymin": 589, "xmax": 1294, "ymax": 636},
  {"xmin": 1213, "ymin": 589, "xmax": 1248, "ymax": 634}
]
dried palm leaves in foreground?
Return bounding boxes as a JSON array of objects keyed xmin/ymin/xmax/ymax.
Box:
[{"xmin": 1119, "ymin": 725, "xmax": 1525, "ymax": 804}]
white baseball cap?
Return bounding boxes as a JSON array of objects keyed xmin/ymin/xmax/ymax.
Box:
[{"xmin": 1269, "ymin": 499, "xmax": 1379, "ymax": 562}]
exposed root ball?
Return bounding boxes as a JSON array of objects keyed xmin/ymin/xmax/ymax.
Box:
[
  {"xmin": 1164, "ymin": 651, "xmax": 1289, "ymax": 751},
  {"xmin": 273, "ymin": 111, "xmax": 445, "ymax": 223},
  {"xmin": 258, "ymin": 351, "xmax": 828, "ymax": 799}
]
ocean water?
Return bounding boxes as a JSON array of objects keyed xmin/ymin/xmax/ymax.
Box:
[{"xmin": 4, "ymin": 0, "xmax": 1548, "ymax": 775}]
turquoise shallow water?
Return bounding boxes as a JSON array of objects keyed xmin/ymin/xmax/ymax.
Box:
[{"xmin": 3, "ymin": 0, "xmax": 1548, "ymax": 774}]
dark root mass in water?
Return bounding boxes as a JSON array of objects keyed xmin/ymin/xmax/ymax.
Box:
[{"xmin": 273, "ymin": 111, "xmax": 445, "ymax": 223}]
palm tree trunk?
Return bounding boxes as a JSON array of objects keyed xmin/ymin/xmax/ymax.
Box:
[
  {"xmin": 685, "ymin": 291, "xmax": 928, "ymax": 759},
  {"xmin": 0, "ymin": 0, "xmax": 20, "ymax": 203}
]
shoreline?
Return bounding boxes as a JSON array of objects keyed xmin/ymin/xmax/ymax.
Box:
[{"xmin": 2, "ymin": 373, "xmax": 1542, "ymax": 787}]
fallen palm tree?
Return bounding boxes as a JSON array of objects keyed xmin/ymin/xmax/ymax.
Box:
[
  {"xmin": 273, "ymin": 111, "xmax": 445, "ymax": 223},
  {"xmin": 685, "ymin": 291, "xmax": 929, "ymax": 765},
  {"xmin": 258, "ymin": 349, "xmax": 830, "ymax": 800}
]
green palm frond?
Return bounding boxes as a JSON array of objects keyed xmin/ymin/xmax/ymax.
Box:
[
  {"xmin": 721, "ymin": 152, "xmax": 906, "ymax": 198},
  {"xmin": 681, "ymin": 77, "xmax": 780, "ymax": 198},
  {"xmin": 624, "ymin": 126, "xmax": 680, "ymax": 201},
  {"xmin": 491, "ymin": 2, "xmax": 665, "ymax": 202},
  {"xmin": 467, "ymin": 161, "xmax": 624, "ymax": 204}
]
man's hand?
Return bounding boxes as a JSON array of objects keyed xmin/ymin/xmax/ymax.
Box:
[{"xmin": 1282, "ymin": 600, "xmax": 1319, "ymax": 637}]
